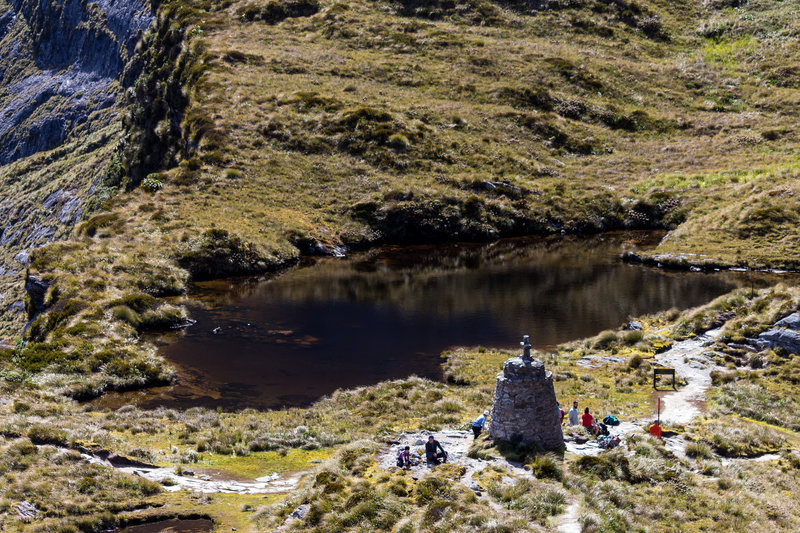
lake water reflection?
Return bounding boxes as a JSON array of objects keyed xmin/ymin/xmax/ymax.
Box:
[{"xmin": 99, "ymin": 232, "xmax": 758, "ymax": 410}]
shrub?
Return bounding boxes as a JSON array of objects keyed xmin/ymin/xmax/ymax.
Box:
[
  {"xmin": 387, "ymin": 133, "xmax": 411, "ymax": 151},
  {"xmin": 415, "ymin": 475, "xmax": 453, "ymax": 505},
  {"xmin": 141, "ymin": 174, "xmax": 164, "ymax": 193},
  {"xmin": 572, "ymin": 454, "xmax": 627, "ymax": 480},
  {"xmin": 138, "ymin": 305, "xmax": 186, "ymax": 331},
  {"xmin": 106, "ymin": 294, "xmax": 157, "ymax": 314},
  {"xmin": 79, "ymin": 213, "xmax": 122, "ymax": 238},
  {"xmin": 239, "ymin": 0, "xmax": 320, "ymax": 24},
  {"xmin": 110, "ymin": 305, "xmax": 142, "ymax": 328}
]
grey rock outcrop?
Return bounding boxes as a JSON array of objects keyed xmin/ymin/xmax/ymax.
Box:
[
  {"xmin": 489, "ymin": 356, "xmax": 564, "ymax": 449},
  {"xmin": 758, "ymin": 312, "xmax": 800, "ymax": 354},
  {"xmin": 775, "ymin": 312, "xmax": 800, "ymax": 330},
  {"xmin": 0, "ymin": 0, "xmax": 154, "ymax": 165}
]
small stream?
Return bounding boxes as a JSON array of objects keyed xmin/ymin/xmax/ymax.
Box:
[{"xmin": 94, "ymin": 232, "xmax": 766, "ymax": 411}]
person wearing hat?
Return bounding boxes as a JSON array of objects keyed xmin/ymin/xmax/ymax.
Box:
[
  {"xmin": 472, "ymin": 411, "xmax": 489, "ymax": 439},
  {"xmin": 425, "ymin": 435, "xmax": 447, "ymax": 465},
  {"xmin": 396, "ymin": 445, "xmax": 411, "ymax": 468}
]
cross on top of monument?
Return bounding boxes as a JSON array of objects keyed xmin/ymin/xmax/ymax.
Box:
[{"xmin": 520, "ymin": 334, "xmax": 531, "ymax": 361}]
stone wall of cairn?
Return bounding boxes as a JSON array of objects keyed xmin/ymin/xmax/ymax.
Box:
[{"xmin": 489, "ymin": 357, "xmax": 564, "ymax": 449}]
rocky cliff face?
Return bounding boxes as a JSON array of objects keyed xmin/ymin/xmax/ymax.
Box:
[
  {"xmin": 0, "ymin": 0, "xmax": 154, "ymax": 338},
  {"xmin": 0, "ymin": 0, "xmax": 153, "ymax": 164}
]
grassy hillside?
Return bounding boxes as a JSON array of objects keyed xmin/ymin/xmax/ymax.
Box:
[
  {"xmin": 1, "ymin": 0, "xmax": 800, "ymax": 529},
  {"xmin": 1, "ymin": 0, "xmax": 795, "ymax": 346}
]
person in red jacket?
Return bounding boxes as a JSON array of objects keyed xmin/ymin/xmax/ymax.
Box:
[{"xmin": 582, "ymin": 407, "xmax": 600, "ymax": 436}]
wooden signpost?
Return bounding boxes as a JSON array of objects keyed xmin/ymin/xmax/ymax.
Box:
[{"xmin": 653, "ymin": 367, "xmax": 676, "ymax": 390}]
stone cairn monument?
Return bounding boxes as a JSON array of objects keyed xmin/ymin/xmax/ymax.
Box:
[{"xmin": 489, "ymin": 335, "xmax": 565, "ymax": 449}]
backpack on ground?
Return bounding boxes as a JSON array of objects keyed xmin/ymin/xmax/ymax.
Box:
[{"xmin": 603, "ymin": 415, "xmax": 620, "ymax": 426}]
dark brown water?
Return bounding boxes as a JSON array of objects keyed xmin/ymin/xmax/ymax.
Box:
[
  {"xmin": 97, "ymin": 232, "xmax": 760, "ymax": 411},
  {"xmin": 121, "ymin": 519, "xmax": 213, "ymax": 533}
]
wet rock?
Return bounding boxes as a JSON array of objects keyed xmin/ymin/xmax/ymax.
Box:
[
  {"xmin": 728, "ymin": 343, "xmax": 758, "ymax": 353},
  {"xmin": 468, "ymin": 481, "xmax": 484, "ymax": 492},
  {"xmin": 1, "ymin": 227, "xmax": 20, "ymax": 246},
  {"xmin": 42, "ymin": 190, "xmax": 66, "ymax": 210},
  {"xmin": 25, "ymin": 225, "xmax": 56, "ymax": 245},
  {"xmin": 0, "ymin": 0, "xmax": 154, "ymax": 164},
  {"xmin": 169, "ymin": 318, "xmax": 196, "ymax": 330}
]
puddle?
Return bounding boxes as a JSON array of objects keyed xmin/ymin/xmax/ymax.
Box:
[{"xmin": 121, "ymin": 519, "xmax": 213, "ymax": 533}]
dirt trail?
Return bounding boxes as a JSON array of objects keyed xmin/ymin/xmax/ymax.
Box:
[
  {"xmin": 553, "ymin": 497, "xmax": 581, "ymax": 533},
  {"xmin": 654, "ymin": 328, "xmax": 723, "ymax": 425},
  {"xmin": 82, "ymin": 452, "xmax": 303, "ymax": 494}
]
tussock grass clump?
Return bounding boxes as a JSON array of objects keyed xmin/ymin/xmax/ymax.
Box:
[
  {"xmin": 685, "ymin": 440, "xmax": 714, "ymax": 459},
  {"xmin": 530, "ymin": 454, "xmax": 563, "ymax": 481}
]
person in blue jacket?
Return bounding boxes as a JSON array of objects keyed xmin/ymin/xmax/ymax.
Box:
[{"xmin": 472, "ymin": 411, "xmax": 489, "ymax": 439}]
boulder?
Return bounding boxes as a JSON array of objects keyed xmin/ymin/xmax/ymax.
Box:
[
  {"xmin": 758, "ymin": 328, "xmax": 800, "ymax": 355},
  {"xmin": 775, "ymin": 312, "xmax": 800, "ymax": 331}
]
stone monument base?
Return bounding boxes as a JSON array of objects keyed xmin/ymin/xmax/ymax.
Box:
[{"xmin": 489, "ymin": 356, "xmax": 564, "ymax": 450}]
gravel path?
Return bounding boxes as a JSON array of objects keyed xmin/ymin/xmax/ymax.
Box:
[{"xmin": 654, "ymin": 328, "xmax": 723, "ymax": 425}]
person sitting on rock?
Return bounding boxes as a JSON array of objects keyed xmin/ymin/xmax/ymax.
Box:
[
  {"xmin": 582, "ymin": 407, "xmax": 600, "ymax": 437},
  {"xmin": 425, "ymin": 435, "xmax": 448, "ymax": 465},
  {"xmin": 396, "ymin": 446, "xmax": 411, "ymax": 468},
  {"xmin": 472, "ymin": 411, "xmax": 489, "ymax": 439},
  {"xmin": 649, "ymin": 420, "xmax": 662, "ymax": 439}
]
